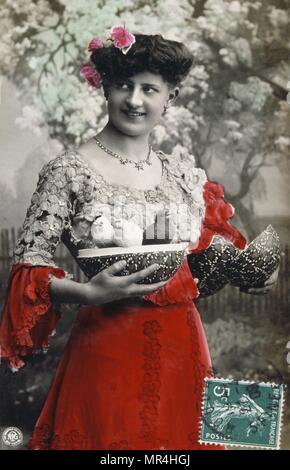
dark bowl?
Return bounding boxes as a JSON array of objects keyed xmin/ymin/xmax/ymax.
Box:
[
  {"xmin": 77, "ymin": 243, "xmax": 187, "ymax": 284},
  {"xmin": 187, "ymin": 236, "xmax": 241, "ymax": 297},
  {"xmin": 228, "ymin": 225, "xmax": 280, "ymax": 289}
]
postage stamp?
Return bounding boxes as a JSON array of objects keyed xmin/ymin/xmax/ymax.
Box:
[{"xmin": 199, "ymin": 378, "xmax": 285, "ymax": 449}]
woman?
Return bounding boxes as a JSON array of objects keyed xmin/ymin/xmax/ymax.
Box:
[{"xmin": 0, "ymin": 28, "xmax": 277, "ymax": 450}]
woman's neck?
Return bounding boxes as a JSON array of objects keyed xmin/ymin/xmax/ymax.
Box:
[{"xmin": 96, "ymin": 123, "xmax": 151, "ymax": 162}]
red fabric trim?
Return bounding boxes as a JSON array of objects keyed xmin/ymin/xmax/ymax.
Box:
[
  {"xmin": 191, "ymin": 180, "xmax": 247, "ymax": 253},
  {"xmin": 0, "ymin": 263, "xmax": 65, "ymax": 371}
]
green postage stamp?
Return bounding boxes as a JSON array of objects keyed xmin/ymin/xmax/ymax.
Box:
[{"xmin": 199, "ymin": 378, "xmax": 285, "ymax": 449}]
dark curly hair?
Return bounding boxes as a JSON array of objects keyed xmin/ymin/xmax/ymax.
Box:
[{"xmin": 90, "ymin": 33, "xmax": 193, "ymax": 88}]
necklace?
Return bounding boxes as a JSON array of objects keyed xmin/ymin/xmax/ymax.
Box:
[{"xmin": 94, "ymin": 136, "xmax": 152, "ymax": 171}]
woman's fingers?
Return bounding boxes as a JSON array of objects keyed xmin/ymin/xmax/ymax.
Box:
[
  {"xmin": 105, "ymin": 262, "xmax": 160, "ymax": 282},
  {"xmin": 246, "ymin": 287, "xmax": 271, "ymax": 295},
  {"xmin": 243, "ymin": 265, "xmax": 280, "ymax": 294},
  {"xmin": 99, "ymin": 261, "xmax": 167, "ymax": 296},
  {"xmin": 125, "ymin": 263, "xmax": 160, "ymax": 283},
  {"xmin": 264, "ymin": 277, "xmax": 277, "ymax": 287},
  {"xmin": 133, "ymin": 280, "xmax": 168, "ymax": 295},
  {"xmin": 105, "ymin": 260, "xmax": 127, "ymax": 275},
  {"xmin": 264, "ymin": 267, "xmax": 279, "ymax": 286},
  {"xmin": 263, "ymin": 280, "xmax": 275, "ymax": 287}
]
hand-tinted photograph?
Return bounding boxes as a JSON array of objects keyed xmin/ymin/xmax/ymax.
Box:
[{"xmin": 0, "ymin": 0, "xmax": 289, "ymax": 452}]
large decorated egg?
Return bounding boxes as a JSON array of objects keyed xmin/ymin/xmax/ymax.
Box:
[
  {"xmin": 228, "ymin": 225, "xmax": 280, "ymax": 288},
  {"xmin": 77, "ymin": 243, "xmax": 188, "ymax": 284},
  {"xmin": 187, "ymin": 235, "xmax": 241, "ymax": 297}
]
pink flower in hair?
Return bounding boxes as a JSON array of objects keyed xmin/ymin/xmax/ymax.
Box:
[
  {"xmin": 88, "ymin": 36, "xmax": 103, "ymax": 52},
  {"xmin": 80, "ymin": 63, "xmax": 102, "ymax": 89},
  {"xmin": 110, "ymin": 25, "xmax": 135, "ymax": 55}
]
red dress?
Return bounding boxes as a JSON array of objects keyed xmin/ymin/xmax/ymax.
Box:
[{"xmin": 0, "ymin": 151, "xmax": 246, "ymax": 450}]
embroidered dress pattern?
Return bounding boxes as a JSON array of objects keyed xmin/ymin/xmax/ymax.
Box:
[{"xmin": 138, "ymin": 320, "xmax": 168, "ymax": 449}]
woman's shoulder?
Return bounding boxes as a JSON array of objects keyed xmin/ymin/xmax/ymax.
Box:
[
  {"xmin": 159, "ymin": 147, "xmax": 207, "ymax": 188},
  {"xmin": 38, "ymin": 149, "xmax": 86, "ymax": 181}
]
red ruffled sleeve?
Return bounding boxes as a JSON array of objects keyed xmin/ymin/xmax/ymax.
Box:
[
  {"xmin": 144, "ymin": 179, "xmax": 247, "ymax": 306},
  {"xmin": 0, "ymin": 263, "xmax": 66, "ymax": 371}
]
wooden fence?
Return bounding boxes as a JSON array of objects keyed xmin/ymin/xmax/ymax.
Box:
[{"xmin": 0, "ymin": 228, "xmax": 289, "ymax": 324}]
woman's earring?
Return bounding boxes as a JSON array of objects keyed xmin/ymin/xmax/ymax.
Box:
[
  {"xmin": 104, "ymin": 88, "xmax": 109, "ymax": 100},
  {"xmin": 162, "ymin": 105, "xmax": 168, "ymax": 116}
]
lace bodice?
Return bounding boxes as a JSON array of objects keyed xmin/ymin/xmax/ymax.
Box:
[{"xmin": 13, "ymin": 148, "xmax": 207, "ymax": 271}]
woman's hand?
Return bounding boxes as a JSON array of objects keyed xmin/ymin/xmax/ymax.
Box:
[
  {"xmin": 240, "ymin": 266, "xmax": 279, "ymax": 295},
  {"xmin": 83, "ymin": 260, "xmax": 167, "ymax": 305}
]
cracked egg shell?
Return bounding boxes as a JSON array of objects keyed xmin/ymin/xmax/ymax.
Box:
[
  {"xmin": 77, "ymin": 243, "xmax": 188, "ymax": 284},
  {"xmin": 228, "ymin": 225, "xmax": 280, "ymax": 289},
  {"xmin": 187, "ymin": 235, "xmax": 241, "ymax": 297}
]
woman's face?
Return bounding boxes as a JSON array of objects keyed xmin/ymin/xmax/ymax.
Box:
[{"xmin": 105, "ymin": 71, "xmax": 179, "ymax": 137}]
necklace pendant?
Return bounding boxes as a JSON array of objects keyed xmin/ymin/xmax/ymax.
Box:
[
  {"xmin": 94, "ymin": 136, "xmax": 152, "ymax": 171},
  {"xmin": 135, "ymin": 161, "xmax": 144, "ymax": 171}
]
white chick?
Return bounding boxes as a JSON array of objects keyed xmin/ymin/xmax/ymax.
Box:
[
  {"xmin": 91, "ymin": 215, "xmax": 115, "ymax": 247},
  {"xmin": 113, "ymin": 218, "xmax": 143, "ymax": 247}
]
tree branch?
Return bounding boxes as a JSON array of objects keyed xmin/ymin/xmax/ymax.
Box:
[
  {"xmin": 202, "ymin": 37, "xmax": 288, "ymax": 101},
  {"xmin": 194, "ymin": 119, "xmax": 214, "ymax": 167}
]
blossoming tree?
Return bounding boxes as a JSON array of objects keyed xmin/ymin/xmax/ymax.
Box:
[{"xmin": 1, "ymin": 0, "xmax": 289, "ymax": 234}]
